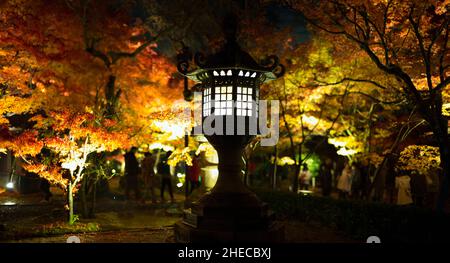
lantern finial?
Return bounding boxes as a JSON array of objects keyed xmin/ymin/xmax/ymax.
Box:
[{"xmin": 223, "ymin": 13, "xmax": 238, "ymax": 41}]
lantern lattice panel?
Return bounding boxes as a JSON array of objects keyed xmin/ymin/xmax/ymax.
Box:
[{"xmin": 201, "ymin": 69, "xmax": 261, "ymax": 119}]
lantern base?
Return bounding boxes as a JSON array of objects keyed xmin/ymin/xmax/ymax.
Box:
[
  {"xmin": 175, "ymin": 221, "xmax": 284, "ymax": 243},
  {"xmin": 174, "ymin": 191, "xmax": 284, "ymax": 243}
]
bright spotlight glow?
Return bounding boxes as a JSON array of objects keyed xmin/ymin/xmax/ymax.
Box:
[
  {"xmin": 276, "ymin": 156, "xmax": 296, "ymax": 166},
  {"xmin": 149, "ymin": 142, "xmax": 174, "ymax": 152},
  {"xmin": 299, "ymin": 190, "xmax": 313, "ymax": 195},
  {"xmin": 152, "ymin": 120, "xmax": 187, "ymax": 141},
  {"xmin": 328, "ymin": 138, "xmax": 347, "ymax": 148},
  {"xmin": 3, "ymin": 201, "xmax": 16, "ymax": 206},
  {"xmin": 336, "ymin": 147, "xmax": 358, "ymax": 156},
  {"xmin": 176, "ymin": 182, "xmax": 183, "ymax": 188},
  {"xmin": 176, "ymin": 173, "xmax": 185, "ymax": 178},
  {"xmin": 302, "ymin": 115, "xmax": 319, "ymax": 126},
  {"xmin": 6, "ymin": 182, "xmax": 14, "ymax": 189},
  {"xmin": 207, "ymin": 168, "xmax": 219, "ymax": 178},
  {"xmin": 202, "ymin": 166, "xmax": 219, "ymax": 190}
]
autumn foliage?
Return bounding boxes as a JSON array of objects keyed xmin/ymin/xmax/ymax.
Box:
[{"xmin": 1, "ymin": 0, "xmax": 449, "ymax": 216}]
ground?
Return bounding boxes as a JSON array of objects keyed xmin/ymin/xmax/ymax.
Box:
[
  {"xmin": 5, "ymin": 221, "xmax": 355, "ymax": 243},
  {"xmin": 0, "ymin": 182, "xmax": 356, "ymax": 243}
]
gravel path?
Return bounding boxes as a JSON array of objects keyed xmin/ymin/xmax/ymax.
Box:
[{"xmin": 8, "ymin": 228, "xmax": 175, "ymax": 243}]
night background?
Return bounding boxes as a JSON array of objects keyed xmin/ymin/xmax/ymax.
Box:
[{"xmin": 0, "ymin": 0, "xmax": 450, "ymax": 244}]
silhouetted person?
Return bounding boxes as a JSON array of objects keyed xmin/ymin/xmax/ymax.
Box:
[
  {"xmin": 337, "ymin": 163, "xmax": 352, "ymax": 199},
  {"xmin": 410, "ymin": 170, "xmax": 427, "ymax": 207},
  {"xmin": 426, "ymin": 165, "xmax": 440, "ymax": 208},
  {"xmin": 360, "ymin": 164, "xmax": 371, "ymax": 200},
  {"xmin": 186, "ymin": 154, "xmax": 201, "ymax": 195},
  {"xmin": 395, "ymin": 172, "xmax": 413, "ymax": 206},
  {"xmin": 39, "ymin": 178, "xmax": 52, "ymax": 202},
  {"xmin": 159, "ymin": 151, "xmax": 174, "ymax": 203},
  {"xmin": 320, "ymin": 158, "xmax": 333, "ymax": 197},
  {"xmin": 141, "ymin": 151, "xmax": 157, "ymax": 204},
  {"xmin": 351, "ymin": 163, "xmax": 362, "ymax": 199},
  {"xmin": 299, "ymin": 164, "xmax": 311, "ymax": 190},
  {"xmin": 124, "ymin": 147, "xmax": 140, "ymax": 201}
]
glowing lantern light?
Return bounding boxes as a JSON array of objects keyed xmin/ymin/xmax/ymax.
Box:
[{"xmin": 6, "ymin": 182, "xmax": 14, "ymax": 189}]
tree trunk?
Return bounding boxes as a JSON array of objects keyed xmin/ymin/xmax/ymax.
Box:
[
  {"xmin": 80, "ymin": 178, "xmax": 89, "ymax": 218},
  {"xmin": 292, "ymin": 143, "xmax": 304, "ymax": 193},
  {"xmin": 244, "ymin": 157, "xmax": 250, "ymax": 186},
  {"xmin": 292, "ymin": 163, "xmax": 300, "ymax": 193},
  {"xmin": 437, "ymin": 141, "xmax": 450, "ymax": 212},
  {"xmin": 423, "ymin": 92, "xmax": 449, "ymax": 212},
  {"xmin": 104, "ymin": 75, "xmax": 118, "ymax": 118},
  {"xmin": 365, "ymin": 104, "xmax": 375, "ymax": 199},
  {"xmin": 369, "ymin": 120, "xmax": 409, "ymax": 201},
  {"xmin": 272, "ymin": 145, "xmax": 278, "ymax": 190},
  {"xmin": 370, "ymin": 157, "xmax": 386, "ymax": 202},
  {"xmin": 432, "ymin": 117, "xmax": 450, "ymax": 212},
  {"xmin": 89, "ymin": 180, "xmax": 97, "ymax": 218},
  {"xmin": 184, "ymin": 134, "xmax": 189, "ymax": 198},
  {"xmin": 67, "ymin": 183, "xmax": 74, "ymax": 225}
]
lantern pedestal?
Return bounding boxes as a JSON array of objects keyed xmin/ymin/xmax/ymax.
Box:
[{"xmin": 174, "ymin": 136, "xmax": 284, "ymax": 242}]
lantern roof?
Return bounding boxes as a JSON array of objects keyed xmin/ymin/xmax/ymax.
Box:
[
  {"xmin": 185, "ymin": 39, "xmax": 278, "ymax": 83},
  {"xmin": 179, "ymin": 13, "xmax": 284, "ymax": 83},
  {"xmin": 202, "ymin": 40, "xmax": 266, "ymax": 71}
]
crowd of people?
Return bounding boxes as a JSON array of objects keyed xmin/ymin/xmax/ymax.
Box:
[
  {"xmin": 32, "ymin": 147, "xmax": 440, "ymax": 209},
  {"xmin": 393, "ymin": 168, "xmax": 440, "ymax": 207},
  {"xmin": 123, "ymin": 147, "xmax": 202, "ymax": 204},
  {"xmin": 334, "ymin": 162, "xmax": 366, "ymax": 200},
  {"xmin": 314, "ymin": 158, "xmax": 441, "ymax": 208}
]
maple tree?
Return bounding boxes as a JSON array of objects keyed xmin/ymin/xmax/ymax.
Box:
[
  {"xmin": 0, "ymin": 0, "xmax": 186, "ymax": 221},
  {"xmin": 260, "ymin": 32, "xmax": 408, "ymax": 193},
  {"xmin": 0, "ymin": 110, "xmax": 128, "ymax": 223},
  {"xmin": 0, "ymin": 0, "xmax": 184, "ymax": 137},
  {"xmin": 397, "ymin": 144, "xmax": 441, "ymax": 174},
  {"xmin": 285, "ymin": 0, "xmax": 450, "ymax": 209}
]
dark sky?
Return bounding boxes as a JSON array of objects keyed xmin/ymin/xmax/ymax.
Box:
[
  {"xmin": 135, "ymin": 1, "xmax": 309, "ymax": 59},
  {"xmin": 265, "ymin": 3, "xmax": 309, "ymax": 45}
]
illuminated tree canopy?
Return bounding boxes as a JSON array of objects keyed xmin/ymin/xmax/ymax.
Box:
[{"xmin": 1, "ymin": 0, "xmax": 450, "ymax": 220}]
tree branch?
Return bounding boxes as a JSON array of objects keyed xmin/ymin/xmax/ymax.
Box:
[
  {"xmin": 301, "ymin": 83, "xmax": 350, "ymax": 163},
  {"xmin": 303, "ymin": 16, "xmax": 346, "ymax": 35},
  {"xmin": 434, "ymin": 77, "xmax": 450, "ymax": 92},
  {"xmin": 428, "ymin": 17, "xmax": 449, "ymax": 58},
  {"xmin": 439, "ymin": 26, "xmax": 449, "ymax": 83},
  {"xmin": 109, "ymin": 40, "xmax": 153, "ymax": 65},
  {"xmin": 408, "ymin": 8, "xmax": 433, "ymax": 90},
  {"xmin": 336, "ymin": 3, "xmax": 365, "ymax": 40},
  {"xmin": 325, "ymin": 91, "xmax": 404, "ymax": 105},
  {"xmin": 315, "ymin": 76, "xmax": 389, "ymax": 90},
  {"xmin": 363, "ymin": 5, "xmax": 390, "ymax": 64},
  {"xmin": 86, "ymin": 39, "xmax": 111, "ymax": 68}
]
